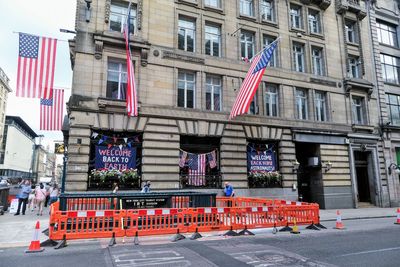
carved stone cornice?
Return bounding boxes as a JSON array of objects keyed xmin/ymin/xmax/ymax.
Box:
[
  {"xmin": 302, "ymin": 0, "xmax": 331, "ymax": 10},
  {"xmin": 344, "ymin": 78, "xmax": 374, "ymax": 98},
  {"xmin": 94, "ymin": 40, "xmax": 103, "ymax": 60},
  {"xmin": 105, "ymin": 0, "xmax": 111, "ymax": 23},
  {"xmin": 162, "ymin": 51, "xmax": 205, "ymax": 64}
]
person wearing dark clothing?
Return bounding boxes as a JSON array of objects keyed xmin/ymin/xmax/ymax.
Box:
[{"xmin": 15, "ymin": 180, "xmax": 32, "ymax": 215}]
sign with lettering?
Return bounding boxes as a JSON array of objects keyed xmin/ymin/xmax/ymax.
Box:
[
  {"xmin": 122, "ymin": 197, "xmax": 171, "ymax": 209},
  {"xmin": 247, "ymin": 149, "xmax": 276, "ymax": 172},
  {"xmin": 95, "ymin": 146, "xmax": 136, "ymax": 170}
]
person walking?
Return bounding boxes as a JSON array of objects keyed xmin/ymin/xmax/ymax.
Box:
[
  {"xmin": 28, "ymin": 185, "xmax": 36, "ymax": 212},
  {"xmin": 141, "ymin": 181, "xmax": 151, "ymax": 193},
  {"xmin": 112, "ymin": 182, "xmax": 119, "ymax": 194},
  {"xmin": 14, "ymin": 179, "xmax": 32, "ymax": 216},
  {"xmin": 35, "ymin": 183, "xmax": 47, "ymax": 216},
  {"xmin": 48, "ymin": 184, "xmax": 59, "ymax": 206}
]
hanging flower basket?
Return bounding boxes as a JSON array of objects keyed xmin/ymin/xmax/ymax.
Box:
[
  {"xmin": 248, "ymin": 171, "xmax": 282, "ymax": 188},
  {"xmin": 90, "ymin": 168, "xmax": 139, "ymax": 184}
]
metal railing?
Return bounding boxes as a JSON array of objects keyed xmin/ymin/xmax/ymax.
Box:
[
  {"xmin": 179, "ymin": 174, "xmax": 222, "ymax": 189},
  {"xmin": 59, "ymin": 191, "xmax": 217, "ymax": 211}
]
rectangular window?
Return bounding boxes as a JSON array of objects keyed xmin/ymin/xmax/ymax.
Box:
[
  {"xmin": 348, "ymin": 56, "xmax": 360, "ymax": 78},
  {"xmin": 296, "ymin": 88, "xmax": 308, "ymax": 120},
  {"xmin": 265, "ymin": 83, "xmax": 278, "ymax": 117},
  {"xmin": 311, "ymin": 46, "xmax": 324, "ymax": 76},
  {"xmin": 387, "ymin": 94, "xmax": 400, "ymax": 125},
  {"xmin": 249, "ymin": 93, "xmax": 258, "ymax": 114},
  {"xmin": 205, "ymin": 0, "xmax": 221, "ymax": 8},
  {"xmin": 352, "ymin": 96, "xmax": 365, "ymax": 124},
  {"xmin": 381, "ymin": 54, "xmax": 400, "ymax": 84},
  {"xmin": 314, "ymin": 91, "xmax": 327, "ymax": 121},
  {"xmin": 178, "ymin": 71, "xmax": 195, "ymax": 108},
  {"xmin": 107, "ymin": 61, "xmax": 127, "ymax": 100},
  {"xmin": 206, "ymin": 75, "xmax": 222, "ymax": 111},
  {"xmin": 263, "ymin": 35, "xmax": 277, "ymax": 67},
  {"xmin": 261, "ymin": 0, "xmax": 275, "ymax": 22},
  {"xmin": 240, "ymin": 0, "xmax": 254, "ymax": 16},
  {"xmin": 205, "ymin": 24, "xmax": 221, "ymax": 57},
  {"xmin": 109, "ymin": 1, "xmax": 136, "ymax": 33},
  {"xmin": 290, "ymin": 4, "xmax": 302, "ymax": 29},
  {"xmin": 241, "ymin": 31, "xmax": 255, "ymax": 59},
  {"xmin": 293, "ymin": 42, "xmax": 305, "ymax": 72},
  {"xmin": 345, "ymin": 20, "xmax": 358, "ymax": 43},
  {"xmin": 178, "ymin": 16, "xmax": 196, "ymax": 52},
  {"xmin": 377, "ymin": 21, "xmax": 398, "ymax": 47},
  {"xmin": 308, "ymin": 9, "xmax": 321, "ymax": 34}
]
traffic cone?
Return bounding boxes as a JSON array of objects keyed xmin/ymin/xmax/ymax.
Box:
[
  {"xmin": 25, "ymin": 221, "xmax": 45, "ymax": 253},
  {"xmin": 290, "ymin": 219, "xmax": 300, "ymax": 234},
  {"xmin": 334, "ymin": 210, "xmax": 345, "ymax": 230},
  {"xmin": 395, "ymin": 208, "xmax": 400, "ymax": 225}
]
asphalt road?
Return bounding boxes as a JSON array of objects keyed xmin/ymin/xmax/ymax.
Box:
[{"xmin": 1, "ymin": 217, "xmax": 399, "ymax": 267}]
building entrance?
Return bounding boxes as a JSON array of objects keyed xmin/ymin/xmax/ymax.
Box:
[
  {"xmin": 354, "ymin": 151, "xmax": 374, "ymax": 206},
  {"xmin": 295, "ymin": 143, "xmax": 324, "ymax": 207}
]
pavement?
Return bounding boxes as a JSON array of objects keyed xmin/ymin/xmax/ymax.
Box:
[{"xmin": 0, "ymin": 204, "xmax": 398, "ymax": 249}]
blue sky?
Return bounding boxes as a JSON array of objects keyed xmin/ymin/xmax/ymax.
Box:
[{"xmin": 0, "ymin": 0, "xmax": 76, "ymax": 149}]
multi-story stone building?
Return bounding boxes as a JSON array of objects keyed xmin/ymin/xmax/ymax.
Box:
[
  {"xmin": 0, "ymin": 68, "xmax": 12, "ymax": 163},
  {"xmin": 66, "ymin": 0, "xmax": 393, "ymax": 208},
  {"xmin": 368, "ymin": 0, "xmax": 400, "ymax": 206}
]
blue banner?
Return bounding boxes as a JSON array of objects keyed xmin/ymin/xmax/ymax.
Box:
[
  {"xmin": 95, "ymin": 146, "xmax": 136, "ymax": 170},
  {"xmin": 247, "ymin": 149, "xmax": 276, "ymax": 172}
]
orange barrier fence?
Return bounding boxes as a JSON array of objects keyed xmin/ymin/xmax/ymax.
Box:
[
  {"xmin": 216, "ymin": 197, "xmax": 316, "ymax": 208},
  {"xmin": 48, "ymin": 201, "xmax": 320, "ymax": 242}
]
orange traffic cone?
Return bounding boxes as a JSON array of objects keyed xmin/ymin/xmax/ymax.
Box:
[
  {"xmin": 25, "ymin": 221, "xmax": 45, "ymax": 253},
  {"xmin": 395, "ymin": 208, "xmax": 400, "ymax": 225},
  {"xmin": 334, "ymin": 210, "xmax": 345, "ymax": 230}
]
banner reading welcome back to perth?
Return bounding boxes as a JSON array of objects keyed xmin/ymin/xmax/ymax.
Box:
[{"xmin": 95, "ymin": 146, "xmax": 136, "ymax": 170}]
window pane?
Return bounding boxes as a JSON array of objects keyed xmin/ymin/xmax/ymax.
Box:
[{"xmin": 178, "ymin": 88, "xmax": 185, "ymax": 107}]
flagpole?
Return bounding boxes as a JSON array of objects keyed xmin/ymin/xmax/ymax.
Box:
[
  {"xmin": 12, "ymin": 31, "xmax": 69, "ymax": 42},
  {"xmin": 249, "ymin": 36, "xmax": 281, "ymax": 62}
]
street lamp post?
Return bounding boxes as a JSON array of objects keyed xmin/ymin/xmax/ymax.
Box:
[{"xmin": 61, "ymin": 115, "xmax": 70, "ymax": 193}]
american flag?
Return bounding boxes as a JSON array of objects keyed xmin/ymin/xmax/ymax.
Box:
[
  {"xmin": 207, "ymin": 150, "xmax": 217, "ymax": 169},
  {"xmin": 188, "ymin": 153, "xmax": 206, "ymax": 186},
  {"xmin": 229, "ymin": 40, "xmax": 278, "ymax": 120},
  {"xmin": 16, "ymin": 33, "xmax": 57, "ymax": 99},
  {"xmin": 179, "ymin": 151, "xmax": 187, "ymax": 168},
  {"xmin": 40, "ymin": 89, "xmax": 64, "ymax": 131},
  {"xmin": 123, "ymin": 2, "xmax": 138, "ymax": 116}
]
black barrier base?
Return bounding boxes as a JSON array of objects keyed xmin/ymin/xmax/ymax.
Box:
[
  {"xmin": 306, "ymin": 222, "xmax": 320, "ymax": 231},
  {"xmin": 134, "ymin": 232, "xmax": 139, "ymax": 245},
  {"xmin": 40, "ymin": 239, "xmax": 58, "ymax": 247},
  {"xmin": 42, "ymin": 228, "xmax": 49, "ymax": 237},
  {"xmin": 109, "ymin": 233, "xmax": 116, "ymax": 247},
  {"xmin": 238, "ymin": 228, "xmax": 254, "ymax": 236},
  {"xmin": 223, "ymin": 226, "xmax": 238, "ymax": 236},
  {"xmin": 315, "ymin": 223, "xmax": 327, "ymax": 229},
  {"xmin": 54, "ymin": 236, "xmax": 67, "ymax": 250},
  {"xmin": 190, "ymin": 232, "xmax": 202, "ymax": 240},
  {"xmin": 279, "ymin": 224, "xmax": 292, "ymax": 232},
  {"xmin": 171, "ymin": 233, "xmax": 186, "ymax": 242}
]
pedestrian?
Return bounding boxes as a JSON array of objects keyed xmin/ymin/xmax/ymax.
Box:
[
  {"xmin": 14, "ymin": 179, "xmax": 32, "ymax": 216},
  {"xmin": 141, "ymin": 181, "xmax": 151, "ymax": 193},
  {"xmin": 35, "ymin": 183, "xmax": 47, "ymax": 216},
  {"xmin": 28, "ymin": 185, "xmax": 36, "ymax": 212},
  {"xmin": 48, "ymin": 184, "xmax": 59, "ymax": 206},
  {"xmin": 44, "ymin": 183, "xmax": 51, "ymax": 207},
  {"xmin": 112, "ymin": 182, "xmax": 119, "ymax": 194},
  {"xmin": 224, "ymin": 182, "xmax": 235, "ymax": 197}
]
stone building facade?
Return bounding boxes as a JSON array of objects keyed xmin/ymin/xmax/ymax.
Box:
[
  {"xmin": 0, "ymin": 67, "xmax": 12, "ymax": 164},
  {"xmin": 65, "ymin": 0, "xmax": 395, "ymax": 208},
  {"xmin": 367, "ymin": 0, "xmax": 400, "ymax": 206}
]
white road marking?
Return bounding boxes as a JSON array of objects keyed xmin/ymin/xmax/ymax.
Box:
[{"xmin": 339, "ymin": 247, "xmax": 400, "ymax": 257}]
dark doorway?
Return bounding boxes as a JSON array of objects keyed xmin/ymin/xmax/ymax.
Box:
[
  {"xmin": 354, "ymin": 151, "xmax": 371, "ymax": 203},
  {"xmin": 295, "ymin": 143, "xmax": 324, "ymax": 207}
]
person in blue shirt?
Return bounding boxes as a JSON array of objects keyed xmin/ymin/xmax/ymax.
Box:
[
  {"xmin": 141, "ymin": 181, "xmax": 151, "ymax": 193},
  {"xmin": 224, "ymin": 182, "xmax": 235, "ymax": 197},
  {"xmin": 15, "ymin": 179, "xmax": 32, "ymax": 215}
]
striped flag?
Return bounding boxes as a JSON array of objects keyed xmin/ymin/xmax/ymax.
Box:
[
  {"xmin": 123, "ymin": 2, "xmax": 138, "ymax": 116},
  {"xmin": 16, "ymin": 33, "xmax": 57, "ymax": 99},
  {"xmin": 229, "ymin": 40, "xmax": 278, "ymax": 120},
  {"xmin": 179, "ymin": 151, "xmax": 187, "ymax": 167},
  {"xmin": 188, "ymin": 153, "xmax": 206, "ymax": 186},
  {"xmin": 207, "ymin": 150, "xmax": 217, "ymax": 169},
  {"xmin": 40, "ymin": 89, "xmax": 64, "ymax": 131}
]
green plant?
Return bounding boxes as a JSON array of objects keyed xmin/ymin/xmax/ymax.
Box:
[
  {"xmin": 90, "ymin": 168, "xmax": 138, "ymax": 183},
  {"xmin": 248, "ymin": 171, "xmax": 282, "ymax": 187}
]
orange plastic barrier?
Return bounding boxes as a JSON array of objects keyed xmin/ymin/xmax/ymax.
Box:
[{"xmin": 48, "ymin": 199, "xmax": 320, "ymax": 242}]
